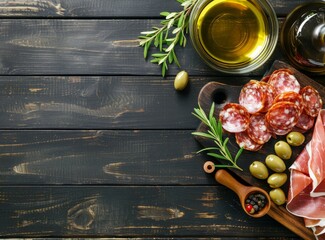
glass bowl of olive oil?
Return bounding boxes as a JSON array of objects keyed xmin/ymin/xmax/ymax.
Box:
[{"xmin": 189, "ymin": 0, "xmax": 278, "ymax": 74}]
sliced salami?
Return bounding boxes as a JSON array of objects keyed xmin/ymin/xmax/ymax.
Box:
[
  {"xmin": 268, "ymin": 69, "xmax": 300, "ymax": 95},
  {"xmin": 235, "ymin": 131, "xmax": 263, "ymax": 151},
  {"xmin": 300, "ymin": 86, "xmax": 323, "ymax": 117},
  {"xmin": 239, "ymin": 80, "xmax": 265, "ymax": 114},
  {"xmin": 247, "ymin": 114, "xmax": 272, "ymax": 144},
  {"xmin": 273, "ymin": 91, "xmax": 304, "ymax": 114},
  {"xmin": 266, "ymin": 101, "xmax": 300, "ymax": 130},
  {"xmin": 265, "ymin": 117, "xmax": 293, "ymax": 136},
  {"xmin": 295, "ymin": 110, "xmax": 315, "ymax": 131},
  {"xmin": 259, "ymin": 81, "xmax": 276, "ymax": 112},
  {"xmin": 219, "ymin": 103, "xmax": 250, "ymax": 133}
]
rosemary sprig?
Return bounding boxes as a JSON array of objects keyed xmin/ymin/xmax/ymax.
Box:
[
  {"xmin": 138, "ymin": 0, "xmax": 198, "ymax": 77},
  {"xmin": 192, "ymin": 103, "xmax": 243, "ymax": 171}
]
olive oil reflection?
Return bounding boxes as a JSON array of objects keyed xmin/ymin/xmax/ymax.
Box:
[{"xmin": 197, "ymin": 0, "xmax": 269, "ymax": 64}]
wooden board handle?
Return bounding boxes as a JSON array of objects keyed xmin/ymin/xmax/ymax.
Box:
[
  {"xmin": 198, "ymin": 81, "xmax": 242, "ymax": 117},
  {"xmin": 267, "ymin": 204, "xmax": 315, "ymax": 240}
]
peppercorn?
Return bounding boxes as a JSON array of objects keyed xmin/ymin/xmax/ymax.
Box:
[{"xmin": 245, "ymin": 192, "xmax": 268, "ymax": 215}]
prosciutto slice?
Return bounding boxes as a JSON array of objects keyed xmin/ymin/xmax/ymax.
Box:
[{"xmin": 287, "ymin": 110, "xmax": 325, "ymax": 239}]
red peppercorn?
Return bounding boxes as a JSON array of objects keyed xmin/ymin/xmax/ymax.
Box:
[{"xmin": 245, "ymin": 204, "xmax": 255, "ymax": 214}]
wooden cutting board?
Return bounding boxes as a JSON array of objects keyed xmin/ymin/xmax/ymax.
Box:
[{"xmin": 195, "ymin": 60, "xmax": 325, "ymax": 239}]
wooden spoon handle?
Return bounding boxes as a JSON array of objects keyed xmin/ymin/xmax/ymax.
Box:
[{"xmin": 215, "ymin": 169, "xmax": 247, "ymax": 200}]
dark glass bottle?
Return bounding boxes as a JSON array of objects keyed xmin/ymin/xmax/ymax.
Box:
[{"xmin": 281, "ymin": 1, "xmax": 325, "ymax": 75}]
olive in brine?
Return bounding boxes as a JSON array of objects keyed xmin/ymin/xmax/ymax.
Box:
[
  {"xmin": 274, "ymin": 141, "xmax": 292, "ymax": 160},
  {"xmin": 286, "ymin": 131, "xmax": 305, "ymax": 146},
  {"xmin": 249, "ymin": 161, "xmax": 269, "ymax": 179},
  {"xmin": 269, "ymin": 188, "xmax": 286, "ymax": 205},
  {"xmin": 267, "ymin": 173, "xmax": 287, "ymax": 188},
  {"xmin": 265, "ymin": 154, "xmax": 286, "ymax": 173}
]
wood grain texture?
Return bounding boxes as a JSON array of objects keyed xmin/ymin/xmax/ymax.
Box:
[
  {"xmin": 0, "ymin": 18, "xmax": 286, "ymax": 76},
  {"xmin": 0, "ymin": 76, "xmax": 255, "ymax": 129},
  {"xmin": 0, "ymin": 130, "xmax": 214, "ymax": 185},
  {"xmin": 0, "ymin": 1, "xmax": 322, "ymax": 239},
  {"xmin": 0, "ymin": 0, "xmax": 313, "ymax": 17},
  {"xmin": 0, "ymin": 186, "xmax": 296, "ymax": 237},
  {"xmin": 0, "ymin": 18, "xmax": 322, "ymax": 77}
]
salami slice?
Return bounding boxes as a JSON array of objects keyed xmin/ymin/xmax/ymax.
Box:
[
  {"xmin": 235, "ymin": 131, "xmax": 263, "ymax": 151},
  {"xmin": 268, "ymin": 69, "xmax": 300, "ymax": 95},
  {"xmin": 247, "ymin": 114, "xmax": 272, "ymax": 144},
  {"xmin": 265, "ymin": 117, "xmax": 293, "ymax": 136},
  {"xmin": 300, "ymin": 86, "xmax": 323, "ymax": 117},
  {"xmin": 239, "ymin": 80, "xmax": 265, "ymax": 114},
  {"xmin": 295, "ymin": 110, "xmax": 315, "ymax": 131},
  {"xmin": 273, "ymin": 91, "xmax": 304, "ymax": 114},
  {"xmin": 259, "ymin": 81, "xmax": 276, "ymax": 112},
  {"xmin": 266, "ymin": 101, "xmax": 300, "ymax": 130},
  {"xmin": 219, "ymin": 103, "xmax": 250, "ymax": 133}
]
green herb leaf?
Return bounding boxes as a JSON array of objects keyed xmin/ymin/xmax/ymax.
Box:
[
  {"xmin": 207, "ymin": 153, "xmax": 228, "ymax": 160},
  {"xmin": 192, "ymin": 103, "xmax": 243, "ymax": 171},
  {"xmin": 192, "ymin": 132, "xmax": 215, "ymax": 140},
  {"xmin": 138, "ymin": 0, "xmax": 199, "ymax": 77},
  {"xmin": 197, "ymin": 147, "xmax": 220, "ymax": 153}
]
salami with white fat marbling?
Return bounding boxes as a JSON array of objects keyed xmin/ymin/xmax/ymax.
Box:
[
  {"xmin": 235, "ymin": 131, "xmax": 263, "ymax": 151},
  {"xmin": 219, "ymin": 103, "xmax": 250, "ymax": 133},
  {"xmin": 247, "ymin": 113, "xmax": 271, "ymax": 144},
  {"xmin": 239, "ymin": 80, "xmax": 265, "ymax": 114},
  {"xmin": 300, "ymin": 86, "xmax": 323, "ymax": 117},
  {"xmin": 268, "ymin": 69, "xmax": 300, "ymax": 95}
]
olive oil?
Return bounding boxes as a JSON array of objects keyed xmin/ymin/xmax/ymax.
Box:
[{"xmin": 197, "ymin": 0, "xmax": 269, "ymax": 64}]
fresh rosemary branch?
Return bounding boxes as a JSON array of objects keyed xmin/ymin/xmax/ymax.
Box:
[
  {"xmin": 138, "ymin": 0, "xmax": 198, "ymax": 77},
  {"xmin": 192, "ymin": 103, "xmax": 244, "ymax": 171}
]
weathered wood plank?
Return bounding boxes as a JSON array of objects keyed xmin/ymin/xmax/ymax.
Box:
[
  {"xmin": 0, "ymin": 130, "xmax": 213, "ymax": 185},
  {"xmin": 1, "ymin": 238, "xmax": 297, "ymax": 240},
  {"xmin": 0, "ymin": 76, "xmax": 253, "ymax": 129},
  {"xmin": 0, "ymin": 75, "xmax": 323, "ymax": 129},
  {"xmin": 0, "ymin": 186, "xmax": 296, "ymax": 237},
  {"xmin": 0, "ymin": 18, "xmax": 321, "ymax": 77},
  {"xmin": 0, "ymin": 0, "xmax": 312, "ymax": 17},
  {"xmin": 0, "ymin": 19, "xmax": 288, "ymax": 76}
]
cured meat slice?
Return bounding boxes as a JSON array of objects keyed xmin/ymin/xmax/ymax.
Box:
[
  {"xmin": 219, "ymin": 103, "xmax": 250, "ymax": 133},
  {"xmin": 308, "ymin": 111, "xmax": 325, "ymax": 197},
  {"xmin": 259, "ymin": 81, "xmax": 276, "ymax": 112},
  {"xmin": 265, "ymin": 101, "xmax": 300, "ymax": 130},
  {"xmin": 266, "ymin": 122, "xmax": 292, "ymax": 136},
  {"xmin": 287, "ymin": 110, "xmax": 325, "ymax": 239},
  {"xmin": 268, "ymin": 69, "xmax": 300, "ymax": 95},
  {"xmin": 295, "ymin": 110, "xmax": 315, "ymax": 131},
  {"xmin": 239, "ymin": 80, "xmax": 265, "ymax": 114},
  {"xmin": 235, "ymin": 131, "xmax": 263, "ymax": 151},
  {"xmin": 247, "ymin": 114, "xmax": 271, "ymax": 144},
  {"xmin": 300, "ymin": 86, "xmax": 323, "ymax": 117},
  {"xmin": 273, "ymin": 91, "xmax": 304, "ymax": 114}
]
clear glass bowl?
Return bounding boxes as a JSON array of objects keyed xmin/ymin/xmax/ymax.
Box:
[{"xmin": 189, "ymin": 0, "xmax": 279, "ymax": 74}]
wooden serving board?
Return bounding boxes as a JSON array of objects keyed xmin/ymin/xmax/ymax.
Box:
[{"xmin": 196, "ymin": 60, "xmax": 325, "ymax": 239}]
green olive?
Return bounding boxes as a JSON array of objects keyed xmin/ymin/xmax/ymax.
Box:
[
  {"xmin": 249, "ymin": 161, "xmax": 269, "ymax": 180},
  {"xmin": 267, "ymin": 173, "xmax": 288, "ymax": 188},
  {"xmin": 265, "ymin": 154, "xmax": 286, "ymax": 173},
  {"xmin": 286, "ymin": 131, "xmax": 305, "ymax": 147},
  {"xmin": 174, "ymin": 70, "xmax": 189, "ymax": 91},
  {"xmin": 274, "ymin": 141, "xmax": 292, "ymax": 160},
  {"xmin": 269, "ymin": 188, "xmax": 286, "ymax": 205}
]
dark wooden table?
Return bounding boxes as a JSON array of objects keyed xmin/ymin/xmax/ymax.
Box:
[{"xmin": 0, "ymin": 0, "xmax": 323, "ymax": 239}]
